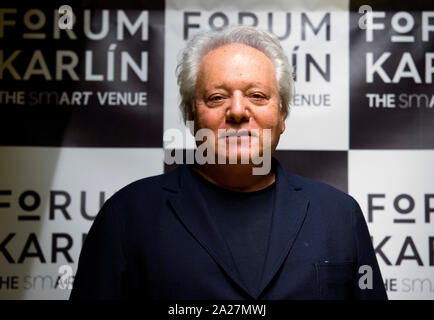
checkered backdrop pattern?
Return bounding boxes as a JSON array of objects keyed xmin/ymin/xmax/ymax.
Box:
[{"xmin": 0, "ymin": 0, "xmax": 433, "ymax": 299}]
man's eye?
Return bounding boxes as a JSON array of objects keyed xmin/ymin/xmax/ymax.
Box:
[
  {"xmin": 250, "ymin": 94, "xmax": 265, "ymax": 100},
  {"xmin": 209, "ymin": 95, "xmax": 223, "ymax": 101}
]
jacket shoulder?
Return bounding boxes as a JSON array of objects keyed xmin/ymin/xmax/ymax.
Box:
[
  {"xmin": 284, "ymin": 171, "xmax": 357, "ymax": 209},
  {"xmin": 108, "ymin": 166, "xmax": 181, "ymax": 205}
]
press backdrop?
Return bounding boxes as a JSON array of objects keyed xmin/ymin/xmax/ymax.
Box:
[{"xmin": 0, "ymin": 0, "xmax": 433, "ymax": 300}]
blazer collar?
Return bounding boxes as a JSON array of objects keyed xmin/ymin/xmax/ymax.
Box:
[
  {"xmin": 163, "ymin": 158, "xmax": 309, "ymax": 299},
  {"xmin": 257, "ymin": 159, "xmax": 309, "ymax": 298}
]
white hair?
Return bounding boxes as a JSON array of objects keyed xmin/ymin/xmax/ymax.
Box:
[{"xmin": 176, "ymin": 25, "xmax": 294, "ymax": 122}]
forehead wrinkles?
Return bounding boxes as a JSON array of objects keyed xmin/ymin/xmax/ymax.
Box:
[{"xmin": 196, "ymin": 43, "xmax": 277, "ymax": 90}]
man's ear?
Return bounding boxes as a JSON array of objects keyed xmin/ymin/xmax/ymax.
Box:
[{"xmin": 280, "ymin": 105, "xmax": 287, "ymax": 133}]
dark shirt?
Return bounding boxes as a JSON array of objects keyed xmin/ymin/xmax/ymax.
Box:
[{"xmin": 189, "ymin": 167, "xmax": 275, "ymax": 297}]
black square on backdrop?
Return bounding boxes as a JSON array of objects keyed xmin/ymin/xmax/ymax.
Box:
[
  {"xmin": 349, "ymin": 0, "xmax": 434, "ymax": 149},
  {"xmin": 0, "ymin": 0, "xmax": 164, "ymax": 147},
  {"xmin": 273, "ymin": 150, "xmax": 348, "ymax": 193}
]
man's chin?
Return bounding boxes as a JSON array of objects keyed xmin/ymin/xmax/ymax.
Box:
[{"xmin": 216, "ymin": 149, "xmax": 264, "ymax": 165}]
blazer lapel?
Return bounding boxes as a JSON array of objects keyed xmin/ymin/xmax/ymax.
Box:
[
  {"xmin": 162, "ymin": 160, "xmax": 309, "ymax": 300},
  {"xmin": 256, "ymin": 161, "xmax": 310, "ymax": 298},
  {"xmin": 163, "ymin": 165, "xmax": 254, "ymax": 298}
]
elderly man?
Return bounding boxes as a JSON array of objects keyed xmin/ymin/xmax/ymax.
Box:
[{"xmin": 70, "ymin": 26, "xmax": 387, "ymax": 300}]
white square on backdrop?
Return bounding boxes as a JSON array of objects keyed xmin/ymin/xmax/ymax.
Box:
[
  {"xmin": 164, "ymin": 0, "xmax": 349, "ymax": 150},
  {"xmin": 349, "ymin": 150, "xmax": 434, "ymax": 300}
]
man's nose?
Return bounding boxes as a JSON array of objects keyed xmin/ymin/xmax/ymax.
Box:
[{"xmin": 226, "ymin": 92, "xmax": 249, "ymax": 123}]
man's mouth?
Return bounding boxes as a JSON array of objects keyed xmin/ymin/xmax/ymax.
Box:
[{"xmin": 220, "ymin": 130, "xmax": 258, "ymax": 138}]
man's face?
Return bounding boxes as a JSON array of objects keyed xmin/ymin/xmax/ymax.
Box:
[{"xmin": 194, "ymin": 43, "xmax": 286, "ymax": 164}]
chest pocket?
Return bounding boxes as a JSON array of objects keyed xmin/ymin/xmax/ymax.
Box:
[{"xmin": 315, "ymin": 261, "xmax": 355, "ymax": 300}]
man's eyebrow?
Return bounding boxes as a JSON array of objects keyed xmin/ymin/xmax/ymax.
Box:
[{"xmin": 208, "ymin": 83, "xmax": 270, "ymax": 90}]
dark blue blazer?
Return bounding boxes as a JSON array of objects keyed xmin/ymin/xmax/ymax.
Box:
[{"xmin": 70, "ymin": 159, "xmax": 387, "ymax": 300}]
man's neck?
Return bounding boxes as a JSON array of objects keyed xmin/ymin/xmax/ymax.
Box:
[{"xmin": 192, "ymin": 163, "xmax": 276, "ymax": 192}]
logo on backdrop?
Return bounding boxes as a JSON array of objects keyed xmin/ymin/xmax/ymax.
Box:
[
  {"xmin": 0, "ymin": 188, "xmax": 103, "ymax": 292},
  {"xmin": 182, "ymin": 9, "xmax": 335, "ymax": 108},
  {"xmin": 0, "ymin": 4, "xmax": 164, "ymax": 147},
  {"xmin": 366, "ymin": 191, "xmax": 434, "ymax": 296},
  {"xmin": 350, "ymin": 3, "xmax": 434, "ymax": 148}
]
